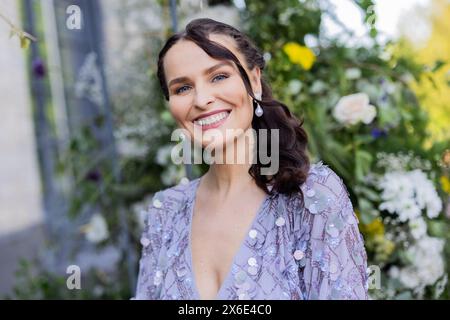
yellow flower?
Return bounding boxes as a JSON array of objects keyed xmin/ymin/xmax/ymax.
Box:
[
  {"xmin": 356, "ymin": 210, "xmax": 385, "ymax": 236},
  {"xmin": 363, "ymin": 217, "xmax": 385, "ymax": 236},
  {"xmin": 440, "ymin": 175, "xmax": 450, "ymax": 194},
  {"xmin": 374, "ymin": 234, "xmax": 395, "ymax": 261},
  {"xmin": 282, "ymin": 42, "xmax": 316, "ymax": 70}
]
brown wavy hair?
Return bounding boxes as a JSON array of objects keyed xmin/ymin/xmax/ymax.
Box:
[{"xmin": 157, "ymin": 18, "xmax": 310, "ymax": 197}]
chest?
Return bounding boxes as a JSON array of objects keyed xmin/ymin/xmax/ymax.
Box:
[{"xmin": 190, "ymin": 192, "xmax": 267, "ymax": 299}]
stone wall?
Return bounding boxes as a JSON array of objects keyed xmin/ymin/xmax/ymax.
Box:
[{"xmin": 0, "ymin": 0, "xmax": 44, "ymax": 296}]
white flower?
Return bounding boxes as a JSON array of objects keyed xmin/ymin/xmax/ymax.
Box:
[
  {"xmin": 156, "ymin": 145, "xmax": 173, "ymax": 166},
  {"xmin": 132, "ymin": 194, "xmax": 154, "ymax": 230},
  {"xmin": 398, "ymin": 198, "xmax": 422, "ymax": 222},
  {"xmin": 398, "ymin": 236, "xmax": 445, "ymax": 289},
  {"xmin": 161, "ymin": 165, "xmax": 185, "ymax": 186},
  {"xmin": 288, "ymin": 79, "xmax": 302, "ymax": 95},
  {"xmin": 398, "ymin": 268, "xmax": 421, "ymax": 289},
  {"xmin": 382, "ymin": 81, "xmax": 397, "ymax": 94},
  {"xmin": 332, "ymin": 93, "xmax": 377, "ymax": 125},
  {"xmin": 263, "ymin": 52, "xmax": 272, "ymax": 62},
  {"xmin": 388, "ymin": 266, "xmax": 400, "ymax": 279},
  {"xmin": 279, "ymin": 8, "xmax": 295, "ymax": 25},
  {"xmin": 345, "ymin": 68, "xmax": 362, "ymax": 79},
  {"xmin": 82, "ymin": 213, "xmax": 109, "ymax": 244},
  {"xmin": 310, "ymin": 80, "xmax": 327, "ymax": 94},
  {"xmin": 304, "ymin": 34, "xmax": 319, "ymax": 48},
  {"xmin": 411, "ymin": 170, "xmax": 442, "ymax": 219},
  {"xmin": 434, "ymin": 274, "xmax": 448, "ymax": 298},
  {"xmin": 408, "ymin": 217, "xmax": 427, "ymax": 240},
  {"xmin": 400, "ymin": 73, "xmax": 414, "ymax": 83},
  {"xmin": 377, "ymin": 169, "xmax": 443, "ymax": 222}
]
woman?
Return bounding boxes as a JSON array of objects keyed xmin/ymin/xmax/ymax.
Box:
[{"xmin": 134, "ymin": 18, "xmax": 368, "ymax": 300}]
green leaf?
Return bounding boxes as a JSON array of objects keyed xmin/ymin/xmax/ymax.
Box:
[
  {"xmin": 426, "ymin": 73, "xmax": 438, "ymax": 89},
  {"xmin": 161, "ymin": 110, "xmax": 175, "ymax": 125},
  {"xmin": 428, "ymin": 220, "xmax": 448, "ymax": 238},
  {"xmin": 431, "ymin": 60, "xmax": 446, "ymax": 73},
  {"xmin": 400, "ymin": 108, "xmax": 413, "ymax": 121},
  {"xmin": 358, "ymin": 197, "xmax": 378, "ymax": 224},
  {"xmin": 395, "ymin": 291, "xmax": 413, "ymax": 300},
  {"xmin": 355, "ymin": 185, "xmax": 380, "ymax": 202},
  {"xmin": 355, "ymin": 149, "xmax": 373, "ymax": 182},
  {"xmin": 355, "ymin": 134, "xmax": 375, "ymax": 145}
]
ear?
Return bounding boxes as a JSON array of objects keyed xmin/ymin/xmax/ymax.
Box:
[{"xmin": 249, "ymin": 66, "xmax": 262, "ymax": 96}]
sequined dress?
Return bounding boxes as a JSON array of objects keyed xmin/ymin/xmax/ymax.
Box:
[{"xmin": 134, "ymin": 161, "xmax": 369, "ymax": 300}]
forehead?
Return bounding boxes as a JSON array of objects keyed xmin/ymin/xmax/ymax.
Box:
[{"xmin": 163, "ymin": 34, "xmax": 245, "ymax": 80}]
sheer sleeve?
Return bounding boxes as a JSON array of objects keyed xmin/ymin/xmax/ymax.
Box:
[
  {"xmin": 134, "ymin": 191, "xmax": 166, "ymax": 300},
  {"xmin": 298, "ymin": 163, "xmax": 369, "ymax": 300}
]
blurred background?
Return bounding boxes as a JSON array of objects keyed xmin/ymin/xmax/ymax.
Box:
[{"xmin": 0, "ymin": 0, "xmax": 449, "ymax": 299}]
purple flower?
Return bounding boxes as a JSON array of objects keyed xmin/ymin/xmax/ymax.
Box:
[
  {"xmin": 32, "ymin": 57, "xmax": 46, "ymax": 78},
  {"xmin": 371, "ymin": 127, "xmax": 388, "ymax": 139},
  {"xmin": 85, "ymin": 169, "xmax": 102, "ymax": 183}
]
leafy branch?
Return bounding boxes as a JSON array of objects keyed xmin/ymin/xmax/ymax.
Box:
[{"xmin": 0, "ymin": 10, "xmax": 37, "ymax": 48}]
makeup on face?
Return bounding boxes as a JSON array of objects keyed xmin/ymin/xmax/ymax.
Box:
[{"xmin": 164, "ymin": 35, "xmax": 259, "ymax": 147}]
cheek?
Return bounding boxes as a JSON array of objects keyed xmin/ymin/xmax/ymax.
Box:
[
  {"xmin": 169, "ymin": 97, "xmax": 190, "ymax": 123},
  {"xmin": 221, "ymin": 78, "xmax": 252, "ymax": 111}
]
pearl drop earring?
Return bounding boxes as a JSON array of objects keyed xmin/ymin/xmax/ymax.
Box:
[{"xmin": 254, "ymin": 92, "xmax": 263, "ymax": 117}]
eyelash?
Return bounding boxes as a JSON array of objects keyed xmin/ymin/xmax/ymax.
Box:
[{"xmin": 174, "ymin": 73, "xmax": 230, "ymax": 95}]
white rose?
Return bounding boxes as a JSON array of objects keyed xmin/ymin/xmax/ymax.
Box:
[{"xmin": 333, "ymin": 93, "xmax": 377, "ymax": 125}]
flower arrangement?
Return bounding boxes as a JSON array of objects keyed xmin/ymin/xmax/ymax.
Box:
[
  {"xmin": 364, "ymin": 152, "xmax": 448, "ymax": 299},
  {"xmin": 241, "ymin": 0, "xmax": 449, "ymax": 299}
]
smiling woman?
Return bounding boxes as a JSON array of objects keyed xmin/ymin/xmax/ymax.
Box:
[{"xmin": 134, "ymin": 18, "xmax": 368, "ymax": 300}]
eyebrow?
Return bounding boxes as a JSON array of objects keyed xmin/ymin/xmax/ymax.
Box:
[{"xmin": 168, "ymin": 61, "xmax": 234, "ymax": 88}]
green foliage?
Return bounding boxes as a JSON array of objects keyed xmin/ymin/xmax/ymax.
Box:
[
  {"xmin": 7, "ymin": 259, "xmax": 130, "ymax": 300},
  {"xmin": 240, "ymin": 0, "xmax": 450, "ymax": 299}
]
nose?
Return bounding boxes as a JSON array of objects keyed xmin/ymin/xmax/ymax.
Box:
[{"xmin": 193, "ymin": 84, "xmax": 215, "ymax": 109}]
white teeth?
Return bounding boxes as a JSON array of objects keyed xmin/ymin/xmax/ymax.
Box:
[{"xmin": 194, "ymin": 111, "xmax": 229, "ymax": 126}]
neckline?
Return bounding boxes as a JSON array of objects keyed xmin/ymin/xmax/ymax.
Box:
[{"xmin": 186, "ymin": 176, "xmax": 271, "ymax": 300}]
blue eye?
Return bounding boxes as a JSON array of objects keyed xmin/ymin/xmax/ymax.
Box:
[
  {"xmin": 175, "ymin": 85, "xmax": 190, "ymax": 94},
  {"xmin": 212, "ymin": 74, "xmax": 229, "ymax": 82}
]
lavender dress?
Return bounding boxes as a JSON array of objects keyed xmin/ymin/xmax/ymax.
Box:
[{"xmin": 134, "ymin": 161, "xmax": 369, "ymax": 300}]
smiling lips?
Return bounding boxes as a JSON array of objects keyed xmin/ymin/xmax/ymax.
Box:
[{"xmin": 193, "ymin": 111, "xmax": 231, "ymax": 130}]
